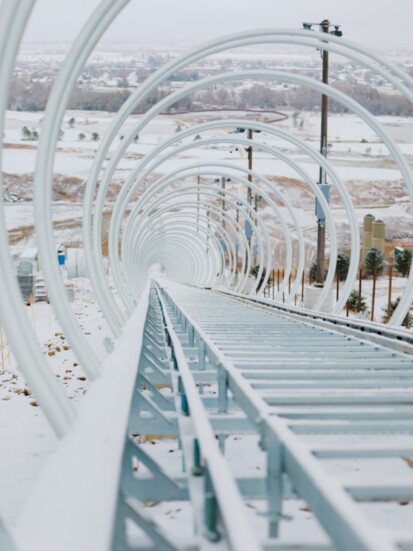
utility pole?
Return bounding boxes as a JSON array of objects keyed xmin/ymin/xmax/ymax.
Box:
[
  {"xmin": 221, "ymin": 176, "xmax": 226, "ymax": 230},
  {"xmin": 316, "ymin": 19, "xmax": 329, "ymax": 286},
  {"xmin": 244, "ymin": 128, "xmax": 254, "ymax": 267},
  {"xmin": 303, "ymin": 20, "xmax": 342, "ymax": 286},
  {"xmin": 247, "ymin": 128, "xmax": 253, "ymax": 205}
]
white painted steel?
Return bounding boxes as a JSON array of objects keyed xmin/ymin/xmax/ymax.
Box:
[
  {"xmin": 103, "ymin": 68, "xmax": 408, "ymax": 318},
  {"xmin": 117, "ymin": 184, "xmax": 257, "ymax": 304},
  {"xmin": 159, "ymin": 282, "xmax": 402, "ymax": 551},
  {"xmin": 158, "ymin": 291, "xmax": 261, "ymax": 551},
  {"xmin": 2, "ymin": 14, "xmax": 413, "ymax": 550},
  {"xmin": 0, "ymin": 0, "xmax": 75, "ymax": 437},
  {"xmin": 33, "ymin": 0, "xmax": 129, "ymax": 350},
  {"xmin": 116, "ymin": 149, "xmax": 336, "ymax": 307},
  {"xmin": 127, "ymin": 198, "xmax": 250, "ymax": 294},
  {"xmin": 121, "ymin": 178, "xmax": 274, "ymax": 300},
  {"xmin": 16, "ymin": 285, "xmax": 151, "ymax": 551},
  {"xmin": 83, "ymin": 30, "xmax": 413, "ymax": 326}
]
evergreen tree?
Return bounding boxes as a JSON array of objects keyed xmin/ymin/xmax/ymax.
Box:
[
  {"xmin": 336, "ymin": 252, "xmax": 350, "ymax": 281},
  {"xmin": 250, "ymin": 265, "xmax": 273, "ymax": 288},
  {"xmin": 382, "ymin": 296, "xmax": 410, "ymax": 327},
  {"xmin": 21, "ymin": 126, "xmax": 31, "ymax": 140},
  {"xmin": 346, "ymin": 290, "xmax": 368, "ymax": 313},
  {"xmin": 309, "ymin": 260, "xmax": 317, "ymax": 282},
  {"xmin": 395, "ymin": 249, "xmax": 412, "ymax": 277},
  {"xmin": 309, "ymin": 259, "xmax": 327, "ymax": 282},
  {"xmin": 363, "ymin": 248, "xmax": 384, "ymax": 277}
]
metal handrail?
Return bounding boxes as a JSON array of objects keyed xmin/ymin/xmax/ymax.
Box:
[{"xmin": 217, "ymin": 289, "xmax": 413, "ymax": 355}]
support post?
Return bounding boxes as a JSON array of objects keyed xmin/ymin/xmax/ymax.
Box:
[
  {"xmin": 198, "ymin": 337, "xmax": 206, "ymax": 370},
  {"xmin": 272, "ymin": 269, "xmax": 275, "ymax": 300},
  {"xmin": 221, "ymin": 176, "xmax": 226, "ymax": 231},
  {"xmin": 267, "ymin": 436, "xmax": 282, "ymax": 538},
  {"xmin": 315, "ymin": 19, "xmax": 330, "ymax": 286},
  {"xmin": 192, "ymin": 438, "xmax": 204, "ymax": 476},
  {"xmin": 387, "ymin": 264, "xmax": 393, "ymax": 322},
  {"xmin": 218, "ymin": 366, "xmax": 228, "ymax": 413},
  {"xmin": 188, "ymin": 324, "xmax": 195, "ymax": 347},
  {"xmin": 336, "ymin": 271, "xmax": 340, "ymax": 301},
  {"xmin": 301, "ymin": 271, "xmax": 305, "ymax": 303},
  {"xmin": 204, "ymin": 469, "xmax": 220, "ymax": 542},
  {"xmin": 371, "ymin": 268, "xmax": 377, "ymax": 322},
  {"xmin": 247, "ymin": 128, "xmax": 253, "ymax": 205}
]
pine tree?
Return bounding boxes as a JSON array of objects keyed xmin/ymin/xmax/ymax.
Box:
[
  {"xmin": 346, "ymin": 290, "xmax": 368, "ymax": 313},
  {"xmin": 395, "ymin": 249, "xmax": 412, "ymax": 277},
  {"xmin": 21, "ymin": 126, "xmax": 31, "ymax": 140},
  {"xmin": 336, "ymin": 252, "xmax": 350, "ymax": 281},
  {"xmin": 309, "ymin": 260, "xmax": 317, "ymax": 282},
  {"xmin": 363, "ymin": 248, "xmax": 384, "ymax": 277},
  {"xmin": 382, "ymin": 296, "xmax": 410, "ymax": 327}
]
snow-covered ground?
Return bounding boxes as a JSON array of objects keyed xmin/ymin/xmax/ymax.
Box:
[
  {"xmin": 2, "ymin": 107, "xmax": 413, "ymax": 544},
  {"xmin": 4, "ymin": 108, "xmax": 413, "ymax": 257},
  {"xmin": 0, "ymin": 276, "xmax": 111, "ymax": 527}
]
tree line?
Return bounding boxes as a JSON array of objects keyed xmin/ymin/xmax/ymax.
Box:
[{"xmin": 8, "ymin": 76, "xmax": 413, "ymax": 117}]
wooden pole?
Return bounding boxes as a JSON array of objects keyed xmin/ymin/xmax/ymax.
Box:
[
  {"xmin": 277, "ymin": 269, "xmax": 280, "ymax": 291},
  {"xmin": 315, "ymin": 20, "xmax": 330, "ymax": 286},
  {"xmin": 371, "ymin": 268, "xmax": 376, "ymax": 322},
  {"xmin": 247, "ymin": 128, "xmax": 253, "ymax": 205},
  {"xmin": 282, "ymin": 269, "xmax": 285, "ymax": 303},
  {"xmin": 358, "ymin": 267, "xmax": 362, "ymax": 313},
  {"xmin": 272, "ymin": 269, "xmax": 275, "ymax": 300},
  {"xmin": 301, "ymin": 271, "xmax": 304, "ymax": 302},
  {"xmin": 386, "ymin": 265, "xmax": 393, "ymax": 323},
  {"xmin": 336, "ymin": 272, "xmax": 339, "ymax": 302}
]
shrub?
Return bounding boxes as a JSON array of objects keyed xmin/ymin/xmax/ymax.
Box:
[{"xmin": 346, "ymin": 290, "xmax": 368, "ymax": 313}]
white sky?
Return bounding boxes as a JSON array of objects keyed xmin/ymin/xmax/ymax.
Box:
[{"xmin": 20, "ymin": 0, "xmax": 413, "ymax": 49}]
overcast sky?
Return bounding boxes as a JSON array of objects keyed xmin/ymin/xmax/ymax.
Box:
[{"xmin": 21, "ymin": 0, "xmax": 413, "ymax": 49}]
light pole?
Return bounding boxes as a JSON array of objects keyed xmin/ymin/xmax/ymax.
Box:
[{"xmin": 303, "ymin": 20, "xmax": 342, "ymax": 286}]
